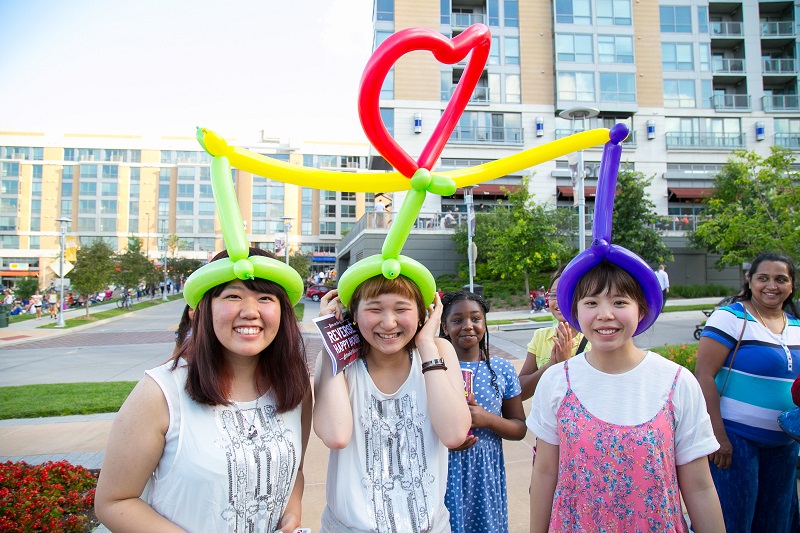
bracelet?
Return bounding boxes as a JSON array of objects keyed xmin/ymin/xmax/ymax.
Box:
[{"xmin": 421, "ymin": 358, "xmax": 447, "ymax": 374}]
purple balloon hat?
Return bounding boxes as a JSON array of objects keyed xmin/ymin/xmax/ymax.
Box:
[{"xmin": 556, "ymin": 123, "xmax": 663, "ymax": 336}]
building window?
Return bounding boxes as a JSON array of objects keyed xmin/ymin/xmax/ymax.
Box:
[
  {"xmin": 1, "ymin": 163, "xmax": 19, "ymax": 177},
  {"xmin": 489, "ymin": 37, "xmax": 500, "ymax": 65},
  {"xmin": 503, "ymin": 0, "xmax": 518, "ymax": 26},
  {"xmin": 600, "ymin": 73, "xmax": 635, "ymax": 102},
  {"xmin": 177, "ymin": 184, "xmax": 194, "ymax": 197},
  {"xmin": 79, "ymin": 199, "xmax": 96, "ymax": 214},
  {"xmin": 558, "ymin": 72, "xmax": 595, "ymax": 101},
  {"xmin": 177, "ymin": 201, "xmax": 193, "ymax": 216},
  {"xmin": 320, "ymin": 221, "xmax": 336, "ymax": 235},
  {"xmin": 505, "ymin": 74, "xmax": 521, "ymax": 103},
  {"xmin": 32, "ymin": 165, "xmax": 42, "ymax": 179},
  {"xmin": 62, "ymin": 166, "xmax": 74, "ymax": 180},
  {"xmin": 504, "ymin": 37, "xmax": 519, "ymax": 65},
  {"xmin": 380, "ymin": 108, "xmax": 394, "ymax": 137},
  {"xmin": 198, "ymin": 237, "xmax": 215, "ymax": 251},
  {"xmin": 159, "ymin": 202, "xmax": 170, "ymax": 216},
  {"xmin": 78, "ymin": 218, "xmax": 97, "ymax": 232},
  {"xmin": 342, "ymin": 205, "xmax": 356, "ymax": 218},
  {"xmin": 31, "ymin": 180, "xmax": 42, "ymax": 197},
  {"xmin": 700, "ymin": 80, "xmax": 713, "ymax": 109},
  {"xmin": 1, "ymin": 180, "xmax": 18, "ymax": 194},
  {"xmin": 61, "ymin": 199, "xmax": 72, "ymax": 217},
  {"xmin": 381, "ymin": 70, "xmax": 394, "ymax": 100},
  {"xmin": 1, "ymin": 198, "xmax": 17, "ymax": 213},
  {"xmin": 322, "ymin": 191, "xmax": 337, "ymax": 201},
  {"xmin": 341, "ymin": 192, "xmax": 356, "ymax": 201},
  {"xmin": 198, "ymin": 219, "xmax": 215, "ymax": 232},
  {"xmin": 199, "ymin": 202, "xmax": 214, "ymax": 216},
  {"xmin": 556, "ymin": 0, "xmax": 591, "ymax": 25},
  {"xmin": 33, "ymin": 147, "xmax": 43, "ymax": 161},
  {"xmin": 177, "ymin": 167, "xmax": 195, "ymax": 180},
  {"xmin": 597, "ymin": 0, "xmax": 631, "ymax": 26},
  {"xmin": 29, "ymin": 236, "xmax": 39, "ymax": 249},
  {"xmin": 158, "ymin": 219, "xmax": 168, "ymax": 233},
  {"xmin": 598, "ymin": 35, "xmax": 633, "ymax": 63},
  {"xmin": 79, "ymin": 182, "xmax": 97, "ymax": 196},
  {"xmin": 159, "ymin": 168, "xmax": 171, "ymax": 182},
  {"xmin": 699, "ymin": 44, "xmax": 711, "ymax": 72},
  {"xmin": 664, "ymin": 80, "xmax": 696, "ymax": 108},
  {"xmin": 199, "ymin": 184, "xmax": 213, "ymax": 198},
  {"xmin": 100, "ymin": 200, "xmax": 117, "ymax": 214},
  {"xmin": 80, "ymin": 164, "xmax": 98, "ymax": 179},
  {"xmin": 660, "ymin": 6, "xmax": 692, "ymax": 33},
  {"xmin": 0, "ymin": 217, "xmax": 17, "ymax": 231},
  {"xmin": 159, "ymin": 184, "xmax": 170, "ymax": 199},
  {"xmin": 102, "ymin": 165, "xmax": 118, "ymax": 179},
  {"xmin": 99, "ymin": 218, "xmax": 116, "ymax": 232},
  {"xmin": 376, "ymin": 0, "xmax": 393, "ymax": 21},
  {"xmin": 322, "ymin": 205, "xmax": 336, "ymax": 217},
  {"xmin": 129, "ymin": 167, "xmax": 140, "ymax": 180},
  {"xmin": 101, "ymin": 182, "xmax": 118, "ymax": 197},
  {"xmin": 662, "ymin": 43, "xmax": 693, "ymax": 71},
  {"xmin": 0, "ymin": 236, "xmax": 19, "ymax": 248},
  {"xmin": 176, "ymin": 219, "xmax": 193, "ymax": 233},
  {"xmin": 556, "ymin": 34, "xmax": 593, "ymax": 62},
  {"xmin": 698, "ymin": 6, "xmax": 709, "ymax": 34}
]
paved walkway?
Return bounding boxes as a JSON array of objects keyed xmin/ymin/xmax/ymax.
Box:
[{"xmin": 0, "ymin": 295, "xmax": 728, "ymax": 532}]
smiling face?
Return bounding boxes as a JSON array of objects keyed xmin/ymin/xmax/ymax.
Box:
[
  {"xmin": 211, "ymin": 280, "xmax": 281, "ymax": 360},
  {"xmin": 576, "ymin": 287, "xmax": 642, "ymax": 355},
  {"xmin": 443, "ymin": 299, "xmax": 486, "ymax": 357},
  {"xmin": 354, "ymin": 292, "xmax": 420, "ymax": 357},
  {"xmin": 547, "ymin": 277, "xmax": 564, "ymax": 321},
  {"xmin": 748, "ymin": 260, "xmax": 793, "ymax": 311}
]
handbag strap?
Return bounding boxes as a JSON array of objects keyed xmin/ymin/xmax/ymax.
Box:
[
  {"xmin": 576, "ymin": 335, "xmax": 589, "ymax": 354},
  {"xmin": 718, "ymin": 305, "xmax": 748, "ymax": 398}
]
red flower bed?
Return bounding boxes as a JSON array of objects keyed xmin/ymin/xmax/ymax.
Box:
[{"xmin": 0, "ymin": 460, "xmax": 98, "ymax": 533}]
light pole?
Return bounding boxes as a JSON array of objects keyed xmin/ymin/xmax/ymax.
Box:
[
  {"xmin": 463, "ymin": 185, "xmax": 477, "ymax": 293},
  {"xmin": 145, "ymin": 212, "xmax": 150, "ymax": 258},
  {"xmin": 559, "ymin": 106, "xmax": 599, "ymax": 252},
  {"xmin": 160, "ymin": 237, "xmax": 168, "ymax": 301},
  {"xmin": 281, "ymin": 216, "xmax": 292, "ymax": 264},
  {"xmin": 55, "ymin": 217, "xmax": 72, "ymax": 328}
]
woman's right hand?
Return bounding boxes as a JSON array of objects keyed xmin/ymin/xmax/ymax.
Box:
[
  {"xmin": 319, "ymin": 290, "xmax": 343, "ymax": 320},
  {"xmin": 550, "ymin": 322, "xmax": 572, "ymax": 364},
  {"xmin": 709, "ymin": 435, "xmax": 733, "ymax": 469}
]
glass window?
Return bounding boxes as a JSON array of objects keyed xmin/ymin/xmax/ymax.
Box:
[
  {"xmin": 322, "ymin": 205, "xmax": 336, "ymax": 217},
  {"xmin": 130, "ymin": 150, "xmax": 141, "ymax": 163},
  {"xmin": 556, "ymin": 0, "xmax": 591, "ymax": 24},
  {"xmin": 600, "ymin": 73, "xmax": 635, "ymax": 102},
  {"xmin": 198, "ymin": 237, "xmax": 215, "ymax": 251},
  {"xmin": 176, "ymin": 219, "xmax": 193, "ymax": 233},
  {"xmin": 504, "ymin": 0, "xmax": 518, "ymax": 27},
  {"xmin": 380, "ymin": 108, "xmax": 394, "ymax": 137},
  {"xmin": 80, "ymin": 164, "xmax": 98, "ymax": 179},
  {"xmin": 322, "ymin": 191, "xmax": 337, "ymax": 201},
  {"xmin": 32, "ymin": 165, "xmax": 42, "ymax": 179},
  {"xmin": 302, "ymin": 188, "xmax": 313, "ymax": 203},
  {"xmin": 698, "ymin": 6, "xmax": 708, "ymax": 34},
  {"xmin": 159, "ymin": 184, "xmax": 170, "ymax": 199},
  {"xmin": 440, "ymin": 0, "xmax": 449, "ymax": 24},
  {"xmin": 178, "ymin": 167, "xmax": 195, "ymax": 180},
  {"xmin": 505, "ymin": 74, "xmax": 521, "ymax": 103},
  {"xmin": 0, "ymin": 198, "xmax": 16, "ymax": 212},
  {"xmin": 159, "ymin": 168, "xmax": 171, "ymax": 181},
  {"xmin": 489, "ymin": 37, "xmax": 500, "ymax": 65},
  {"xmin": 198, "ymin": 219, "xmax": 215, "ymax": 232},
  {"xmin": 199, "ymin": 167, "xmax": 210, "ymax": 180},
  {"xmin": 99, "ymin": 218, "xmax": 116, "ymax": 232},
  {"xmin": 662, "ymin": 43, "xmax": 693, "ymax": 71},
  {"xmin": 158, "ymin": 219, "xmax": 168, "ymax": 233},
  {"xmin": 341, "ymin": 192, "xmax": 356, "ymax": 201},
  {"xmin": 33, "ymin": 147, "xmax": 43, "ymax": 161},
  {"xmin": 1, "ymin": 163, "xmax": 19, "ymax": 177},
  {"xmin": 78, "ymin": 218, "xmax": 96, "ymax": 232},
  {"xmin": 29, "ymin": 235, "xmax": 39, "ymax": 249},
  {"xmin": 130, "ymin": 183, "xmax": 139, "ymax": 199},
  {"xmin": 488, "ymin": 0, "xmax": 499, "ymax": 25},
  {"xmin": 30, "ymin": 199, "xmax": 40, "ymax": 215},
  {"xmin": 1, "ymin": 236, "xmax": 19, "ymax": 248},
  {"xmin": 0, "ymin": 217, "xmax": 16, "ymax": 231},
  {"xmin": 129, "ymin": 167, "xmax": 140, "ymax": 180},
  {"xmin": 62, "ymin": 182, "xmax": 73, "ymax": 197},
  {"xmin": 660, "ymin": 6, "xmax": 692, "ymax": 32},
  {"xmin": 504, "ymin": 37, "xmax": 519, "ymax": 65},
  {"xmin": 376, "ymin": 0, "xmax": 393, "ymax": 21},
  {"xmin": 102, "ymin": 165, "xmax": 118, "ymax": 179},
  {"xmin": 63, "ymin": 148, "xmax": 76, "ymax": 161},
  {"xmin": 31, "ymin": 181, "xmax": 42, "ymax": 197},
  {"xmin": 1, "ymin": 180, "xmax": 18, "ymax": 194},
  {"xmin": 557, "ymin": 72, "xmax": 595, "ymax": 101},
  {"xmin": 30, "ymin": 217, "xmax": 40, "ymax": 231},
  {"xmin": 252, "ymin": 203, "xmax": 267, "ymax": 217},
  {"xmin": 177, "ymin": 201, "xmax": 193, "ymax": 215},
  {"xmin": 598, "ymin": 35, "xmax": 633, "ymax": 63},
  {"xmin": 699, "ymin": 44, "xmax": 710, "ymax": 72},
  {"xmin": 320, "ymin": 221, "xmax": 336, "ymax": 235},
  {"xmin": 62, "ymin": 166, "xmax": 74, "ymax": 180},
  {"xmin": 101, "ymin": 182, "xmax": 118, "ymax": 197},
  {"xmin": 79, "ymin": 199, "xmax": 96, "ymax": 214},
  {"xmin": 597, "ymin": 0, "xmax": 631, "ymax": 26},
  {"xmin": 556, "ymin": 34, "xmax": 593, "ymax": 62},
  {"xmin": 177, "ymin": 184, "xmax": 194, "ymax": 197},
  {"xmin": 664, "ymin": 79, "xmax": 696, "ymax": 108},
  {"xmin": 100, "ymin": 200, "xmax": 117, "ymax": 214},
  {"xmin": 79, "ymin": 182, "xmax": 97, "ymax": 195},
  {"xmin": 381, "ymin": 69, "xmax": 394, "ymax": 100},
  {"xmin": 269, "ymin": 184, "xmax": 284, "ymax": 200},
  {"xmin": 199, "ymin": 184, "xmax": 213, "ymax": 198},
  {"xmin": 61, "ymin": 199, "xmax": 72, "ymax": 216},
  {"xmin": 342, "ymin": 205, "xmax": 356, "ymax": 218},
  {"xmin": 251, "ymin": 220, "xmax": 267, "ymax": 234},
  {"xmin": 159, "ymin": 202, "xmax": 170, "ymax": 216},
  {"xmin": 129, "ymin": 200, "xmax": 138, "ymax": 217},
  {"xmin": 700, "ymin": 80, "xmax": 713, "ymax": 109},
  {"xmin": 199, "ymin": 202, "xmax": 215, "ymax": 216}
]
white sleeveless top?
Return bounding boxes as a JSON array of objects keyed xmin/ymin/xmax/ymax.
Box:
[
  {"xmin": 144, "ymin": 360, "xmax": 303, "ymax": 532},
  {"xmin": 324, "ymin": 349, "xmax": 451, "ymax": 533}
]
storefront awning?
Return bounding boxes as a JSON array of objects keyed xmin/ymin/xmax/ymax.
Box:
[
  {"xmin": 0, "ymin": 271, "xmax": 38, "ymax": 277},
  {"xmin": 556, "ymin": 186, "xmax": 598, "ymax": 198},
  {"xmin": 668, "ymin": 187, "xmax": 714, "ymax": 199}
]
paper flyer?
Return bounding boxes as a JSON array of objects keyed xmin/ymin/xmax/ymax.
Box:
[{"xmin": 312, "ymin": 313, "xmax": 361, "ymax": 376}]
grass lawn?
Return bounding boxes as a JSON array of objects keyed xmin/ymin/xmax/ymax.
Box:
[{"xmin": 0, "ymin": 382, "xmax": 137, "ymax": 419}]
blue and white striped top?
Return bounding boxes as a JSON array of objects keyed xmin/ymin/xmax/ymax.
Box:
[{"xmin": 701, "ymin": 302, "xmax": 800, "ymax": 446}]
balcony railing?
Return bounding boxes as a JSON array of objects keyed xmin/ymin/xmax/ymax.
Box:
[
  {"xmin": 712, "ymin": 94, "xmax": 751, "ymax": 111},
  {"xmin": 449, "ymin": 127, "xmax": 524, "ymax": 145},
  {"xmin": 763, "ymin": 58, "xmax": 798, "ymax": 74},
  {"xmin": 775, "ymin": 133, "xmax": 800, "ymax": 148},
  {"xmin": 665, "ymin": 132, "xmax": 745, "ymax": 149},
  {"xmin": 761, "ymin": 21, "xmax": 795, "ymax": 37},
  {"xmin": 451, "ymin": 12, "xmax": 486, "ymax": 28},
  {"xmin": 712, "ymin": 58, "xmax": 745, "ymax": 73},
  {"xmin": 441, "ymin": 85, "xmax": 490, "ymax": 103},
  {"xmin": 763, "ymin": 95, "xmax": 800, "ymax": 111},
  {"xmin": 711, "ymin": 21, "xmax": 743, "ymax": 37},
  {"xmin": 555, "ymin": 129, "xmax": 636, "ymax": 145}
]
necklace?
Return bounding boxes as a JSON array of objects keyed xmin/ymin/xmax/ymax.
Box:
[
  {"xmin": 232, "ymin": 393, "xmax": 260, "ymax": 440},
  {"xmin": 751, "ymin": 303, "xmax": 787, "ymax": 333}
]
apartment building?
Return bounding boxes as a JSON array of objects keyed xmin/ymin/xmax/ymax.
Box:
[
  {"xmin": 367, "ymin": 0, "xmax": 799, "ymax": 285},
  {"xmin": 0, "ymin": 131, "xmax": 372, "ymax": 288}
]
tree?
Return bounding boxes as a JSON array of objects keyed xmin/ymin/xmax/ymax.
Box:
[
  {"xmin": 611, "ymin": 168, "xmax": 673, "ymax": 265},
  {"xmin": 170, "ymin": 257, "xmax": 204, "ymax": 284},
  {"xmin": 13, "ymin": 277, "xmax": 40, "ymax": 302},
  {"xmin": 114, "ymin": 238, "xmax": 153, "ymax": 291},
  {"xmin": 166, "ymin": 234, "xmax": 185, "ymax": 258},
  {"xmin": 289, "ymin": 253, "xmax": 312, "ymax": 282},
  {"xmin": 690, "ymin": 147, "xmax": 800, "ymax": 270},
  {"xmin": 453, "ymin": 176, "xmax": 574, "ymax": 294},
  {"xmin": 70, "ymin": 240, "xmax": 116, "ymax": 316}
]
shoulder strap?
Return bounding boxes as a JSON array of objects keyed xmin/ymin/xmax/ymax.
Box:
[
  {"xmin": 576, "ymin": 335, "xmax": 588, "ymax": 354},
  {"xmin": 718, "ymin": 308, "xmax": 748, "ymax": 398}
]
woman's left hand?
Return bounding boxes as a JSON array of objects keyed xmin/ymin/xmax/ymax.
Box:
[
  {"xmin": 275, "ymin": 512, "xmax": 300, "ymax": 532},
  {"xmin": 468, "ymin": 398, "xmax": 490, "ymax": 428},
  {"xmin": 415, "ymin": 292, "xmax": 443, "ymax": 347}
]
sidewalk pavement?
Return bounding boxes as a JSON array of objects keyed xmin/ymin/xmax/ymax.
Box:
[{"xmin": 0, "ymin": 295, "xmax": 725, "ymax": 532}]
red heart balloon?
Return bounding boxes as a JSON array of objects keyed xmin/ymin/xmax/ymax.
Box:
[{"xmin": 359, "ymin": 24, "xmax": 491, "ymax": 178}]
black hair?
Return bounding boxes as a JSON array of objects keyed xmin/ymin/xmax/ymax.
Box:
[
  {"xmin": 440, "ymin": 290, "xmax": 499, "ymax": 398},
  {"xmin": 733, "ymin": 252, "xmax": 799, "ymax": 317}
]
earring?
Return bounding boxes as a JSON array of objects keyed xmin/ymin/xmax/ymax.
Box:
[
  {"xmin": 352, "ymin": 320, "xmax": 357, "ymax": 326},
  {"xmin": 418, "ymin": 321, "xmax": 423, "ymax": 327}
]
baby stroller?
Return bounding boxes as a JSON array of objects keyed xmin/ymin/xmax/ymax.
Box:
[{"xmin": 693, "ymin": 295, "xmax": 736, "ymax": 340}]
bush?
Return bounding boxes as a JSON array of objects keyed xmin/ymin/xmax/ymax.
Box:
[
  {"xmin": 0, "ymin": 460, "xmax": 98, "ymax": 532},
  {"xmin": 671, "ymin": 284, "xmax": 735, "ymax": 299},
  {"xmin": 651, "ymin": 343, "xmax": 699, "ymax": 373}
]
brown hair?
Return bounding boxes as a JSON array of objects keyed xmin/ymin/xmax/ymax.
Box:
[
  {"xmin": 173, "ymin": 248, "xmax": 309, "ymax": 412},
  {"xmin": 571, "ymin": 260, "xmax": 648, "ymax": 320},
  {"xmin": 348, "ymin": 275, "xmax": 426, "ymax": 356}
]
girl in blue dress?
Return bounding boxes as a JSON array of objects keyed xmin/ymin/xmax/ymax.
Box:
[{"xmin": 440, "ymin": 290, "xmax": 527, "ymax": 533}]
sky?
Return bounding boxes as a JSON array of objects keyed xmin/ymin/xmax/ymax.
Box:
[{"xmin": 0, "ymin": 0, "xmax": 375, "ymax": 143}]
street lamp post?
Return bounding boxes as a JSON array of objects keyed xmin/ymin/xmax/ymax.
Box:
[
  {"xmin": 463, "ymin": 185, "xmax": 477, "ymax": 293},
  {"xmin": 162, "ymin": 253, "xmax": 168, "ymax": 301},
  {"xmin": 280, "ymin": 216, "xmax": 292, "ymax": 264},
  {"xmin": 145, "ymin": 212, "xmax": 150, "ymax": 258},
  {"xmin": 55, "ymin": 217, "xmax": 72, "ymax": 328},
  {"xmin": 559, "ymin": 106, "xmax": 599, "ymax": 252}
]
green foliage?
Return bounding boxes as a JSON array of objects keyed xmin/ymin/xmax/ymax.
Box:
[
  {"xmin": 69, "ymin": 240, "xmax": 116, "ymax": 316},
  {"xmin": 115, "ymin": 240, "xmax": 154, "ymax": 290},
  {"xmin": 0, "ymin": 381, "xmax": 136, "ymax": 419},
  {"xmin": 289, "ymin": 253, "xmax": 312, "ymax": 282},
  {"xmin": 670, "ymin": 284, "xmax": 734, "ymax": 298},
  {"xmin": 169, "ymin": 257, "xmax": 204, "ymax": 282},
  {"xmin": 166, "ymin": 233, "xmax": 185, "ymax": 257},
  {"xmin": 651, "ymin": 344, "xmax": 698, "ymax": 373},
  {"xmin": 13, "ymin": 277, "xmax": 40, "ymax": 302},
  {"xmin": 612, "ymin": 168, "xmax": 673, "ymax": 264},
  {"xmin": 690, "ymin": 147, "xmax": 800, "ymax": 268}
]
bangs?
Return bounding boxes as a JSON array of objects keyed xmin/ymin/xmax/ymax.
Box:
[
  {"xmin": 354, "ymin": 275, "xmax": 422, "ymax": 306},
  {"xmin": 208, "ymin": 277, "xmax": 287, "ymax": 300},
  {"xmin": 573, "ymin": 261, "xmax": 648, "ymax": 316}
]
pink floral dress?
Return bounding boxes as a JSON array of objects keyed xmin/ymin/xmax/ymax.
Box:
[{"xmin": 550, "ymin": 361, "xmax": 688, "ymax": 532}]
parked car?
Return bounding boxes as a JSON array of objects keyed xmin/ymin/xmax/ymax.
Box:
[{"xmin": 306, "ymin": 284, "xmax": 332, "ymax": 301}]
